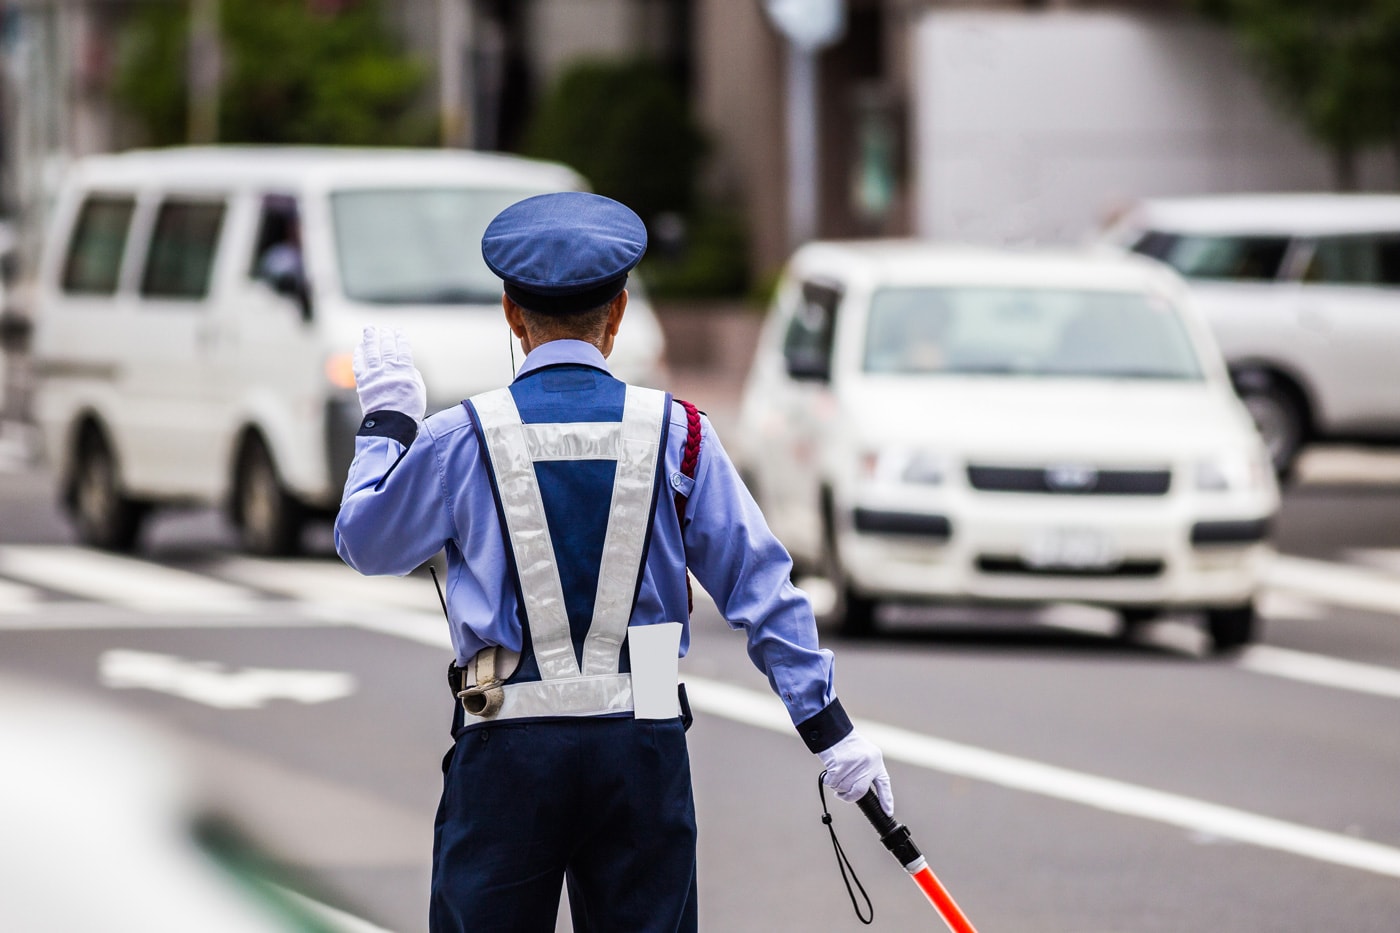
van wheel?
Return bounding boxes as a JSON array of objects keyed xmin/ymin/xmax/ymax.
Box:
[
  {"xmin": 71, "ymin": 431, "xmax": 146, "ymax": 552},
  {"xmin": 1238, "ymin": 378, "xmax": 1306, "ymax": 479},
  {"xmin": 1206, "ymin": 603, "xmax": 1257, "ymax": 655},
  {"xmin": 235, "ymin": 439, "xmax": 304, "ymax": 556}
]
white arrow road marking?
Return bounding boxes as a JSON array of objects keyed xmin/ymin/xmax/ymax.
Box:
[
  {"xmin": 99, "ymin": 650, "xmax": 355, "ymax": 710},
  {"xmin": 683, "ymin": 674, "xmax": 1400, "ymax": 880}
]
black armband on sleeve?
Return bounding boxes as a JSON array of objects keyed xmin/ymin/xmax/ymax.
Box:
[
  {"xmin": 357, "ymin": 410, "xmax": 418, "ymax": 448},
  {"xmin": 796, "ymin": 697, "xmax": 854, "ymax": 754}
]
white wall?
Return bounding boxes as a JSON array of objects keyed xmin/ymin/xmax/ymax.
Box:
[{"xmin": 913, "ymin": 11, "xmax": 1396, "ymax": 245}]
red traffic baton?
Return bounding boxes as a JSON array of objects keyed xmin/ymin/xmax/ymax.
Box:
[{"xmin": 856, "ymin": 788, "xmax": 979, "ymax": 933}]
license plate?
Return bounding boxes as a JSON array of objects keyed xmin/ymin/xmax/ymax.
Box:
[{"xmin": 1022, "ymin": 527, "xmax": 1120, "ymax": 570}]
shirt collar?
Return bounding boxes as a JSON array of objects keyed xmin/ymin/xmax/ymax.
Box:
[{"xmin": 515, "ymin": 339, "xmax": 612, "ymax": 379}]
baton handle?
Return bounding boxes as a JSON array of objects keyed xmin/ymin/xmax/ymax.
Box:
[{"xmin": 856, "ymin": 787, "xmax": 923, "ymax": 870}]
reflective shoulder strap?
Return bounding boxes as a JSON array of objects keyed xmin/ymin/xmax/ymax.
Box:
[
  {"xmin": 468, "ymin": 387, "xmax": 581, "ymax": 681},
  {"xmin": 582, "ymin": 386, "xmax": 670, "ymax": 676}
]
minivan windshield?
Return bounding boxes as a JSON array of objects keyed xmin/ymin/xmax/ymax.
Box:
[
  {"xmin": 331, "ymin": 187, "xmax": 550, "ymax": 304},
  {"xmin": 864, "ymin": 287, "xmax": 1203, "ymax": 381}
]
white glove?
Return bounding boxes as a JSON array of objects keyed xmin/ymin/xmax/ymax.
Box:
[
  {"xmin": 819, "ymin": 730, "xmax": 894, "ymax": 815},
  {"xmin": 353, "ymin": 326, "xmax": 427, "ymax": 419}
]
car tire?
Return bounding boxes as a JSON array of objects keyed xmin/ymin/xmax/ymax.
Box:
[
  {"xmin": 820, "ymin": 503, "xmax": 879, "ymax": 638},
  {"xmin": 1237, "ymin": 376, "xmax": 1306, "ymax": 480},
  {"xmin": 70, "ymin": 430, "xmax": 146, "ymax": 552},
  {"xmin": 1206, "ymin": 603, "xmax": 1256, "ymax": 655},
  {"xmin": 1116, "ymin": 606, "xmax": 1157, "ymax": 639},
  {"xmin": 234, "ymin": 438, "xmax": 304, "ymax": 556}
]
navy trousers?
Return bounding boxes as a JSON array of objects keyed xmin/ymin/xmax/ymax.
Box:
[{"xmin": 430, "ymin": 716, "xmax": 699, "ymax": 933}]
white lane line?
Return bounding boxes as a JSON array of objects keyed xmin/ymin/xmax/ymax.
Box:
[
  {"xmin": 1267, "ymin": 555, "xmax": 1400, "ymax": 618},
  {"xmin": 0, "ymin": 545, "xmax": 258, "ymax": 613},
  {"xmin": 683, "ymin": 674, "xmax": 1400, "ymax": 880},
  {"xmin": 1239, "ymin": 645, "xmax": 1400, "ymax": 701},
  {"xmin": 0, "ymin": 577, "xmax": 39, "ymax": 614},
  {"xmin": 99, "ymin": 650, "xmax": 356, "ymax": 710}
]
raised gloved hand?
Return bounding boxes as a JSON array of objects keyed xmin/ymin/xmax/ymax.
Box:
[
  {"xmin": 353, "ymin": 326, "xmax": 427, "ymax": 420},
  {"xmin": 819, "ymin": 729, "xmax": 894, "ymax": 815}
]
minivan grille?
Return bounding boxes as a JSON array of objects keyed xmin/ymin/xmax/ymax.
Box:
[{"xmin": 966, "ymin": 464, "xmax": 1171, "ymax": 496}]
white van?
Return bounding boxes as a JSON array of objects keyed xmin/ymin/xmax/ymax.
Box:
[{"xmin": 31, "ymin": 147, "xmax": 668, "ymax": 554}]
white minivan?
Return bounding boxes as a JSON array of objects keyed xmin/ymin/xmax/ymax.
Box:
[{"xmin": 31, "ymin": 147, "xmax": 667, "ymax": 554}]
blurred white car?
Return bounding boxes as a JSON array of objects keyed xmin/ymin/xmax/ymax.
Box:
[
  {"xmin": 736, "ymin": 242, "xmax": 1278, "ymax": 652},
  {"xmin": 1106, "ymin": 194, "xmax": 1400, "ymax": 476},
  {"xmin": 30, "ymin": 147, "xmax": 668, "ymax": 555}
]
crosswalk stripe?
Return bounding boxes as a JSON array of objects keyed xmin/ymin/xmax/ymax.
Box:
[
  {"xmin": 1267, "ymin": 555, "xmax": 1400, "ymax": 618},
  {"xmin": 213, "ymin": 555, "xmax": 440, "ymax": 612},
  {"xmin": 0, "ymin": 546, "xmax": 258, "ymax": 613},
  {"xmin": 0, "ymin": 578, "xmax": 39, "ymax": 613}
]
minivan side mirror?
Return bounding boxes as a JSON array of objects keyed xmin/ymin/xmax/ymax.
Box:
[
  {"xmin": 784, "ymin": 349, "xmax": 831, "ymax": 382},
  {"xmin": 272, "ymin": 270, "xmax": 313, "ymax": 322}
]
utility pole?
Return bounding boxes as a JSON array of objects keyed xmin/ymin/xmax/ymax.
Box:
[
  {"xmin": 760, "ymin": 0, "xmax": 846, "ymax": 250},
  {"xmin": 439, "ymin": 0, "xmax": 474, "ymax": 148},
  {"xmin": 188, "ymin": 0, "xmax": 221, "ymax": 144}
]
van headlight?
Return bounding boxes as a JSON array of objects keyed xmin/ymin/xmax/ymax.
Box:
[
  {"xmin": 859, "ymin": 448, "xmax": 949, "ymax": 486},
  {"xmin": 1195, "ymin": 450, "xmax": 1269, "ymax": 492}
]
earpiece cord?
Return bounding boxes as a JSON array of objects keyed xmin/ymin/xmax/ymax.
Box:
[{"xmin": 818, "ymin": 771, "xmax": 875, "ymax": 925}]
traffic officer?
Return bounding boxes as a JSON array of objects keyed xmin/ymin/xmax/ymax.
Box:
[{"xmin": 334, "ymin": 191, "xmax": 893, "ymax": 933}]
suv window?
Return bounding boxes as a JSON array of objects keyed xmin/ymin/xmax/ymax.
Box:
[
  {"xmin": 783, "ymin": 281, "xmax": 841, "ymax": 381},
  {"xmin": 140, "ymin": 199, "xmax": 227, "ymax": 300},
  {"xmin": 1304, "ymin": 234, "xmax": 1400, "ymax": 287},
  {"xmin": 1131, "ymin": 231, "xmax": 1290, "ymax": 282},
  {"xmin": 61, "ymin": 195, "xmax": 136, "ymax": 295}
]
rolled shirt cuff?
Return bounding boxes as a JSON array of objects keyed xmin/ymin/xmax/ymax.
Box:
[
  {"xmin": 357, "ymin": 410, "xmax": 418, "ymax": 448},
  {"xmin": 796, "ymin": 697, "xmax": 854, "ymax": 754}
]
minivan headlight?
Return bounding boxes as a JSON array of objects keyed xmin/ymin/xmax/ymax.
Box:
[
  {"xmin": 860, "ymin": 448, "xmax": 948, "ymax": 486},
  {"xmin": 1195, "ymin": 451, "xmax": 1269, "ymax": 492}
]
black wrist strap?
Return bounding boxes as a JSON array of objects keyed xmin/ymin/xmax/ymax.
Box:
[{"xmin": 818, "ymin": 771, "xmax": 874, "ymax": 925}]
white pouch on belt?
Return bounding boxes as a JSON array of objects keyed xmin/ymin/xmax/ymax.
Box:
[{"xmin": 628, "ymin": 622, "xmax": 683, "ymax": 719}]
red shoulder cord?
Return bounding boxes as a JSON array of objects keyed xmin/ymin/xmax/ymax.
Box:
[{"xmin": 673, "ymin": 399, "xmax": 702, "ymax": 616}]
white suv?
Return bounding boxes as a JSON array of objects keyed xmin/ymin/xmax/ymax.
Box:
[{"xmin": 1108, "ymin": 194, "xmax": 1400, "ymax": 477}]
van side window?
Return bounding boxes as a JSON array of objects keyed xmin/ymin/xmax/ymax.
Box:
[
  {"xmin": 1131, "ymin": 231, "xmax": 1289, "ymax": 282},
  {"xmin": 61, "ymin": 195, "xmax": 136, "ymax": 294},
  {"xmin": 140, "ymin": 199, "xmax": 227, "ymax": 300},
  {"xmin": 1305, "ymin": 235, "xmax": 1400, "ymax": 287},
  {"xmin": 783, "ymin": 281, "xmax": 842, "ymax": 381},
  {"xmin": 250, "ymin": 194, "xmax": 303, "ymax": 284}
]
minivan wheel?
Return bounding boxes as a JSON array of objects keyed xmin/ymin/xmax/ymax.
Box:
[
  {"xmin": 1239, "ymin": 381, "xmax": 1305, "ymax": 479},
  {"xmin": 1206, "ymin": 603, "xmax": 1257, "ymax": 655},
  {"xmin": 71, "ymin": 431, "xmax": 145, "ymax": 552},
  {"xmin": 235, "ymin": 439, "xmax": 304, "ymax": 556},
  {"xmin": 820, "ymin": 506, "xmax": 879, "ymax": 638}
]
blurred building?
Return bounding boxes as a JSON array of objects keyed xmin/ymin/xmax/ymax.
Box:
[{"xmin": 2, "ymin": 0, "xmax": 1395, "ymax": 288}]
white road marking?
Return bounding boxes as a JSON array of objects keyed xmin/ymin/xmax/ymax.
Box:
[
  {"xmin": 0, "ymin": 545, "xmax": 258, "ymax": 613},
  {"xmin": 99, "ymin": 650, "xmax": 355, "ymax": 710},
  {"xmin": 682, "ymin": 675, "xmax": 1400, "ymax": 880},
  {"xmin": 1238, "ymin": 645, "xmax": 1400, "ymax": 700},
  {"xmin": 1267, "ymin": 555, "xmax": 1400, "ymax": 618},
  {"xmin": 214, "ymin": 555, "xmax": 440, "ymax": 611},
  {"xmin": 271, "ymin": 886, "xmax": 397, "ymax": 933},
  {"xmin": 0, "ymin": 577, "xmax": 39, "ymax": 613}
]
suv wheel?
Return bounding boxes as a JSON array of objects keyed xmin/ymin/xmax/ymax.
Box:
[
  {"xmin": 1238, "ymin": 378, "xmax": 1306, "ymax": 479},
  {"xmin": 1206, "ymin": 603, "xmax": 1257, "ymax": 655},
  {"xmin": 235, "ymin": 438, "xmax": 304, "ymax": 556},
  {"xmin": 820, "ymin": 505, "xmax": 879, "ymax": 638},
  {"xmin": 70, "ymin": 430, "xmax": 146, "ymax": 552}
]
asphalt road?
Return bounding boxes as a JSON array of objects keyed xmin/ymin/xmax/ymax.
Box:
[{"xmin": 3, "ymin": 453, "xmax": 1400, "ymax": 931}]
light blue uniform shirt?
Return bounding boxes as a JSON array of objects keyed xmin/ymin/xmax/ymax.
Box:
[{"xmin": 335, "ymin": 339, "xmax": 840, "ymax": 732}]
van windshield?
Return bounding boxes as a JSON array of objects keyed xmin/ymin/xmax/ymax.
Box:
[
  {"xmin": 864, "ymin": 286, "xmax": 1204, "ymax": 381},
  {"xmin": 331, "ymin": 187, "xmax": 550, "ymax": 304}
]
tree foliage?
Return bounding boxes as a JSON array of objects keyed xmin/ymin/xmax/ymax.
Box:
[
  {"xmin": 521, "ymin": 58, "xmax": 706, "ymax": 225},
  {"xmin": 115, "ymin": 0, "xmax": 431, "ymax": 147},
  {"xmin": 1198, "ymin": 0, "xmax": 1400, "ymax": 187}
]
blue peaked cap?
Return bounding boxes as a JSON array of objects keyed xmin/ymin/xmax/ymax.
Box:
[{"xmin": 481, "ymin": 191, "xmax": 648, "ymax": 316}]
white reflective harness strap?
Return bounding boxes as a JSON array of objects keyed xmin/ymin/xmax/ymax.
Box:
[
  {"xmin": 583, "ymin": 386, "xmax": 668, "ymax": 676},
  {"xmin": 471, "ymin": 388, "xmax": 580, "ymax": 681}
]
